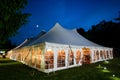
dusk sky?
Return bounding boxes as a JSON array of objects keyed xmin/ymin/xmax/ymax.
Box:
[{"xmin": 11, "ymin": 0, "xmax": 120, "ymax": 45}]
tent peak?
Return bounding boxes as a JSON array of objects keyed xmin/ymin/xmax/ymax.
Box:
[
  {"xmin": 53, "ymin": 22, "xmax": 63, "ymax": 29},
  {"xmin": 50, "ymin": 22, "xmax": 65, "ymax": 31},
  {"xmin": 55, "ymin": 22, "xmax": 61, "ymax": 26}
]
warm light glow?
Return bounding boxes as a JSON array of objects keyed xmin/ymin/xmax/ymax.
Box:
[
  {"xmin": 69, "ymin": 50, "xmax": 74, "ymax": 65},
  {"xmin": 36, "ymin": 48, "xmax": 42, "ymax": 68},
  {"xmin": 45, "ymin": 49, "xmax": 54, "ymax": 69},
  {"xmin": 76, "ymin": 50, "xmax": 81, "ymax": 64},
  {"xmin": 47, "ymin": 49, "xmax": 52, "ymax": 52},
  {"xmin": 82, "ymin": 48, "xmax": 90, "ymax": 55},
  {"xmin": 33, "ymin": 56, "xmax": 36, "ymax": 58},
  {"xmin": 82, "ymin": 48, "xmax": 91, "ymax": 64},
  {"xmin": 57, "ymin": 50, "xmax": 66, "ymax": 67}
]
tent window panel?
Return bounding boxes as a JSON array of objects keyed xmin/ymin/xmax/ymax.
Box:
[
  {"xmin": 104, "ymin": 51, "xmax": 107, "ymax": 59},
  {"xmin": 110, "ymin": 50, "xmax": 113, "ymax": 58},
  {"xmin": 94, "ymin": 52, "xmax": 99, "ymax": 61},
  {"xmin": 15, "ymin": 50, "xmax": 21, "ymax": 61},
  {"xmin": 93, "ymin": 51, "xmax": 96, "ymax": 61},
  {"xmin": 106, "ymin": 51, "xmax": 109, "ymax": 58},
  {"xmin": 14, "ymin": 49, "xmax": 21, "ymax": 61},
  {"xmin": 25, "ymin": 53, "xmax": 31, "ymax": 64},
  {"xmin": 96, "ymin": 51, "xmax": 99, "ymax": 60},
  {"xmin": 82, "ymin": 48, "xmax": 91, "ymax": 64},
  {"xmin": 100, "ymin": 51, "xmax": 104, "ymax": 59},
  {"xmin": 21, "ymin": 49, "xmax": 25, "ymax": 61},
  {"xmin": 69, "ymin": 50, "xmax": 74, "ymax": 66},
  {"xmin": 36, "ymin": 48, "xmax": 41, "ymax": 68},
  {"xmin": 24, "ymin": 48, "xmax": 31, "ymax": 65},
  {"xmin": 17, "ymin": 53, "xmax": 21, "ymax": 61},
  {"xmin": 76, "ymin": 50, "xmax": 81, "ymax": 64},
  {"xmin": 22, "ymin": 49, "xmax": 28, "ymax": 62},
  {"xmin": 21, "ymin": 49, "xmax": 24, "ymax": 61},
  {"xmin": 24, "ymin": 49, "xmax": 29, "ymax": 62},
  {"xmin": 57, "ymin": 50, "xmax": 65, "ymax": 68},
  {"xmin": 45, "ymin": 49, "xmax": 54, "ymax": 69},
  {"xmin": 11, "ymin": 51, "xmax": 17, "ymax": 60},
  {"xmin": 31, "ymin": 49, "xmax": 35, "ymax": 66}
]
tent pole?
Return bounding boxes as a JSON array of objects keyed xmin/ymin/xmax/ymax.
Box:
[{"xmin": 69, "ymin": 44, "xmax": 76, "ymax": 65}]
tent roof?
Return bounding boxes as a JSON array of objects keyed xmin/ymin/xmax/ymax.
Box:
[
  {"xmin": 14, "ymin": 30, "xmax": 46, "ymax": 49},
  {"xmin": 18, "ymin": 23, "xmax": 103, "ymax": 47}
]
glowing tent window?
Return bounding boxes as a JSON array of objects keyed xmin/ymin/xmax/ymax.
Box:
[
  {"xmin": 31, "ymin": 48, "xmax": 35, "ymax": 66},
  {"xmin": 57, "ymin": 50, "xmax": 65, "ymax": 67},
  {"xmin": 103, "ymin": 51, "xmax": 106, "ymax": 59},
  {"xmin": 94, "ymin": 50, "xmax": 96, "ymax": 61},
  {"xmin": 82, "ymin": 48, "xmax": 91, "ymax": 64},
  {"xmin": 12, "ymin": 50, "xmax": 17, "ymax": 60},
  {"xmin": 21, "ymin": 48, "xmax": 28, "ymax": 62},
  {"xmin": 24, "ymin": 48, "xmax": 31, "ymax": 65},
  {"xmin": 17, "ymin": 50, "xmax": 21, "ymax": 61},
  {"xmin": 36, "ymin": 48, "xmax": 41, "ymax": 68},
  {"xmin": 69, "ymin": 50, "xmax": 74, "ymax": 65},
  {"xmin": 110, "ymin": 50, "xmax": 113, "ymax": 58},
  {"xmin": 21, "ymin": 49, "xmax": 25, "ymax": 61},
  {"xmin": 96, "ymin": 51, "xmax": 99, "ymax": 60},
  {"xmin": 45, "ymin": 49, "xmax": 54, "ymax": 69},
  {"xmin": 100, "ymin": 50, "xmax": 104, "ymax": 59},
  {"xmin": 106, "ymin": 51, "xmax": 109, "ymax": 58},
  {"xmin": 76, "ymin": 50, "xmax": 81, "ymax": 64}
]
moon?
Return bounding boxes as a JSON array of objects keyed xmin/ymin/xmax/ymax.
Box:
[{"xmin": 36, "ymin": 25, "xmax": 39, "ymax": 28}]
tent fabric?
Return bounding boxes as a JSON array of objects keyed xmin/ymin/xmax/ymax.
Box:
[
  {"xmin": 19, "ymin": 23, "xmax": 104, "ymax": 47},
  {"xmin": 14, "ymin": 30, "xmax": 46, "ymax": 49},
  {"xmin": 29, "ymin": 23, "xmax": 104, "ymax": 46}
]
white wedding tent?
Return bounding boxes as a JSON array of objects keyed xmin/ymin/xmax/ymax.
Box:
[{"xmin": 7, "ymin": 23, "xmax": 113, "ymax": 73}]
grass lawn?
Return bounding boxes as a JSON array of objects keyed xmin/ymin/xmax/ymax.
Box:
[{"xmin": 0, "ymin": 58, "xmax": 120, "ymax": 80}]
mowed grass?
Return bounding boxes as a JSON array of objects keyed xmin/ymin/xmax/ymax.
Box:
[{"xmin": 0, "ymin": 58, "xmax": 120, "ymax": 80}]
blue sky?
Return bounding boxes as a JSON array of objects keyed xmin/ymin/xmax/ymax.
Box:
[{"xmin": 11, "ymin": 0, "xmax": 120, "ymax": 45}]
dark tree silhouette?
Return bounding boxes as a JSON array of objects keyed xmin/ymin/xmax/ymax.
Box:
[
  {"xmin": 77, "ymin": 27, "xmax": 86, "ymax": 36},
  {"xmin": 114, "ymin": 11, "xmax": 120, "ymax": 22},
  {"xmin": 0, "ymin": 0, "xmax": 31, "ymax": 49}
]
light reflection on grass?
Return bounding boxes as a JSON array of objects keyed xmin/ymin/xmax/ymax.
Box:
[
  {"xmin": 103, "ymin": 60, "xmax": 110, "ymax": 64},
  {"xmin": 109, "ymin": 76, "xmax": 120, "ymax": 80},
  {"xmin": 96, "ymin": 64, "xmax": 103, "ymax": 68},
  {"xmin": 101, "ymin": 69, "xmax": 111, "ymax": 73}
]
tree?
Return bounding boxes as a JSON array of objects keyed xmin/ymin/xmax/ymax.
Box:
[
  {"xmin": 77, "ymin": 27, "xmax": 85, "ymax": 36},
  {"xmin": 85, "ymin": 20, "xmax": 120, "ymax": 47},
  {"xmin": 114, "ymin": 11, "xmax": 120, "ymax": 22},
  {"xmin": 0, "ymin": 0, "xmax": 31, "ymax": 48}
]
